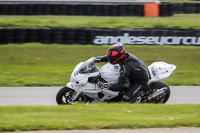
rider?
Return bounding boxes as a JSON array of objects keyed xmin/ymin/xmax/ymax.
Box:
[{"xmin": 94, "ymin": 44, "xmax": 149, "ymax": 103}]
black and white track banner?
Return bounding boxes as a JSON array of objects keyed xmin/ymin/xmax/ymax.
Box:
[{"xmin": 90, "ymin": 30, "xmax": 200, "ymax": 45}]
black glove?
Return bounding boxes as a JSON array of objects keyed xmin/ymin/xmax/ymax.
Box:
[
  {"xmin": 94, "ymin": 57, "xmax": 102, "ymax": 63},
  {"xmin": 97, "ymin": 82, "xmax": 110, "ymax": 90}
]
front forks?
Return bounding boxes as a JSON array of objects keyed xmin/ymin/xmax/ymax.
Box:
[{"xmin": 71, "ymin": 91, "xmax": 82, "ymax": 101}]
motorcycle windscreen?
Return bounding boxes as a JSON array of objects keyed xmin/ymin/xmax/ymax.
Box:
[{"xmin": 78, "ymin": 61, "xmax": 99, "ymax": 74}]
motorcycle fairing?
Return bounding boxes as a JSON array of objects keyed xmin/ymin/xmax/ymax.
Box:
[
  {"xmin": 148, "ymin": 62, "xmax": 176, "ymax": 84},
  {"xmin": 67, "ymin": 58, "xmax": 176, "ymax": 103}
]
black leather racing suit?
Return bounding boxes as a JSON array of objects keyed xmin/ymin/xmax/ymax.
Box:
[{"xmin": 98, "ymin": 52, "xmax": 149, "ymax": 102}]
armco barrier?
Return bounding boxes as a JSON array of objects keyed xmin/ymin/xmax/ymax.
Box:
[{"xmin": 0, "ymin": 27, "xmax": 200, "ymax": 45}]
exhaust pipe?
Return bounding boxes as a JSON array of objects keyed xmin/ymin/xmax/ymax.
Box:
[{"xmin": 148, "ymin": 87, "xmax": 167, "ymax": 101}]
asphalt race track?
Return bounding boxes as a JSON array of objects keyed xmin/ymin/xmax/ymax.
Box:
[
  {"xmin": 5, "ymin": 128, "xmax": 200, "ymax": 133},
  {"xmin": 0, "ymin": 86, "xmax": 200, "ymax": 106}
]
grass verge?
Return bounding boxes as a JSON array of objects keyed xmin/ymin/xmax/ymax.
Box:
[
  {"xmin": 0, "ymin": 43, "xmax": 200, "ymax": 86},
  {"xmin": 0, "ymin": 104, "xmax": 200, "ymax": 132},
  {"xmin": 0, "ymin": 14, "xmax": 200, "ymax": 29}
]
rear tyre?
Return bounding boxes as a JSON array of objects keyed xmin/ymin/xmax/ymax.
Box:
[
  {"xmin": 56, "ymin": 86, "xmax": 75, "ymax": 105},
  {"xmin": 149, "ymin": 81, "xmax": 171, "ymax": 103}
]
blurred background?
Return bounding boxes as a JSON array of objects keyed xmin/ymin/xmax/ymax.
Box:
[{"xmin": 0, "ymin": 0, "xmax": 199, "ymax": 86}]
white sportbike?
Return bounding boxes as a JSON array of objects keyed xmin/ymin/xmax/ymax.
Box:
[{"xmin": 56, "ymin": 58, "xmax": 176, "ymax": 105}]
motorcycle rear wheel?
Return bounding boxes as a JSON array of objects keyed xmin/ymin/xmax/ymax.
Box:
[
  {"xmin": 149, "ymin": 81, "xmax": 171, "ymax": 103},
  {"xmin": 56, "ymin": 86, "xmax": 75, "ymax": 105}
]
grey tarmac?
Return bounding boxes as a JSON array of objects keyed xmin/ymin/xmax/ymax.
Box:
[
  {"xmin": 0, "ymin": 86, "xmax": 200, "ymax": 106},
  {"xmin": 5, "ymin": 128, "xmax": 200, "ymax": 133}
]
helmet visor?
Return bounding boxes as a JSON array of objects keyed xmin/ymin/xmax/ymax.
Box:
[{"xmin": 108, "ymin": 55, "xmax": 121, "ymax": 64}]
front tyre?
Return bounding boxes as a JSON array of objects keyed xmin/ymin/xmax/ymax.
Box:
[
  {"xmin": 56, "ymin": 86, "xmax": 75, "ymax": 105},
  {"xmin": 149, "ymin": 81, "xmax": 171, "ymax": 104}
]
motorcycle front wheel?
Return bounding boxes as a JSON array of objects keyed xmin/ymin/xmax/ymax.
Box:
[
  {"xmin": 149, "ymin": 81, "xmax": 171, "ymax": 104},
  {"xmin": 56, "ymin": 86, "xmax": 75, "ymax": 105}
]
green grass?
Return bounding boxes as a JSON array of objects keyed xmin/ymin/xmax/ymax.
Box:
[
  {"xmin": 0, "ymin": 43, "xmax": 200, "ymax": 86},
  {"xmin": 0, "ymin": 104, "xmax": 200, "ymax": 132},
  {"xmin": 0, "ymin": 14, "xmax": 200, "ymax": 29}
]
